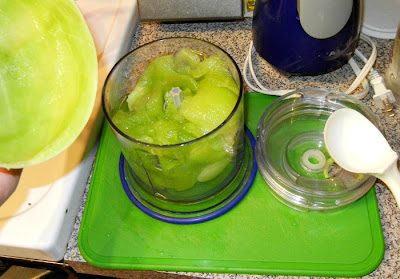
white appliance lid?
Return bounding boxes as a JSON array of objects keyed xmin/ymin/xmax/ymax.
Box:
[{"xmin": 361, "ymin": 0, "xmax": 400, "ymax": 39}]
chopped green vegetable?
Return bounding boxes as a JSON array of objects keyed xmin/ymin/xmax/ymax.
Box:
[
  {"xmin": 112, "ymin": 47, "xmax": 242, "ymax": 191},
  {"xmin": 119, "ymin": 48, "xmax": 239, "ymax": 145}
]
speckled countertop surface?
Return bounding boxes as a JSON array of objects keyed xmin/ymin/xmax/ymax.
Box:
[{"xmin": 65, "ymin": 19, "xmax": 400, "ymax": 278}]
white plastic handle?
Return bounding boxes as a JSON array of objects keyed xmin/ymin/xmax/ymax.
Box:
[{"xmin": 377, "ymin": 160, "xmax": 400, "ymax": 208}]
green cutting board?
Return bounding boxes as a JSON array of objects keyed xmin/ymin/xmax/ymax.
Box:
[{"xmin": 78, "ymin": 93, "xmax": 384, "ymax": 277}]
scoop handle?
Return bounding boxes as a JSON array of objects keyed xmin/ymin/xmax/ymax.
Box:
[{"xmin": 378, "ymin": 161, "xmax": 400, "ymax": 208}]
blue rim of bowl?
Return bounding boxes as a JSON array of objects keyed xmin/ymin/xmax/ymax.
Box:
[{"xmin": 119, "ymin": 127, "xmax": 257, "ymax": 225}]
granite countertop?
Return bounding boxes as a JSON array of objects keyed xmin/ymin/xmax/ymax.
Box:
[{"xmin": 65, "ymin": 19, "xmax": 400, "ymax": 278}]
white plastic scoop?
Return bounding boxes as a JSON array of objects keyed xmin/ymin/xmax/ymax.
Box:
[{"xmin": 324, "ymin": 108, "xmax": 400, "ymax": 207}]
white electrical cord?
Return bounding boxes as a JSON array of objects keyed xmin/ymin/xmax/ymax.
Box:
[
  {"xmin": 243, "ymin": 41, "xmax": 294, "ymax": 96},
  {"xmin": 243, "ymin": 33, "xmax": 378, "ymax": 100},
  {"xmin": 348, "ymin": 34, "xmax": 396, "ymax": 108},
  {"xmin": 345, "ymin": 33, "xmax": 377, "ymax": 95},
  {"xmin": 346, "ymin": 61, "xmax": 369, "ymax": 99}
]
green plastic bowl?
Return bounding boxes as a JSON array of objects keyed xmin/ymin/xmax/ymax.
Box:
[{"xmin": 0, "ymin": 0, "xmax": 98, "ymax": 168}]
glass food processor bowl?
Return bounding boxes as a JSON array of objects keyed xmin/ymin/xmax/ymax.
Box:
[
  {"xmin": 256, "ymin": 88, "xmax": 381, "ymax": 211},
  {"xmin": 103, "ymin": 37, "xmax": 256, "ymax": 223}
]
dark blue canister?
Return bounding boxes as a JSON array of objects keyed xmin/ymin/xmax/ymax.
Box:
[{"xmin": 252, "ymin": 0, "xmax": 362, "ymax": 76}]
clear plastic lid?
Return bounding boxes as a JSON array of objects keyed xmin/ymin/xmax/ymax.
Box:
[{"xmin": 256, "ymin": 88, "xmax": 381, "ymax": 211}]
